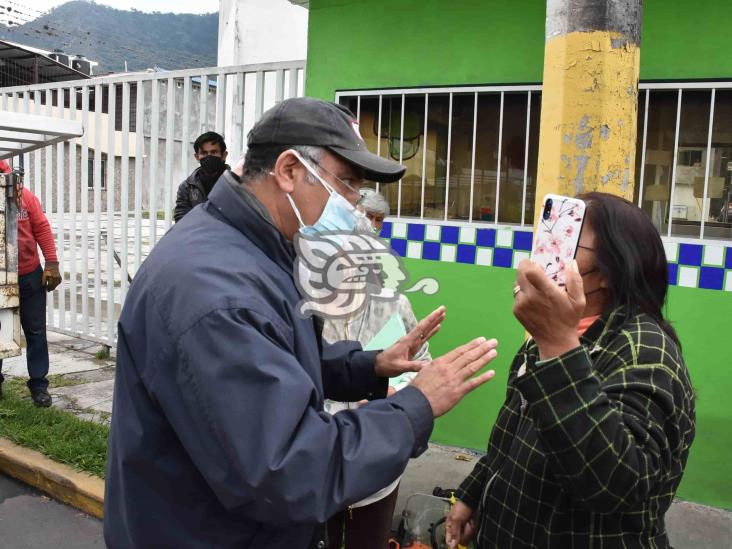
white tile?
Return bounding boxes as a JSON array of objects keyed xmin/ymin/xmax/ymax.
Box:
[
  {"xmin": 678, "ymin": 266, "xmax": 699, "ymax": 288},
  {"xmin": 512, "ymin": 251, "xmax": 531, "ymax": 269},
  {"xmin": 703, "ymin": 245, "xmax": 725, "ymax": 267},
  {"xmin": 392, "ymin": 222, "xmax": 407, "ymax": 239},
  {"xmin": 496, "ymin": 228, "xmax": 513, "ymax": 248},
  {"xmin": 441, "ymin": 244, "xmax": 457, "ymax": 262},
  {"xmin": 459, "ymin": 227, "xmax": 476, "ymax": 244},
  {"xmin": 663, "ymin": 241, "xmax": 679, "ymax": 263},
  {"xmin": 425, "ymin": 224, "xmax": 441, "ymax": 241},
  {"xmin": 407, "ymin": 241, "xmax": 423, "ymax": 259},
  {"xmin": 476, "ymin": 248, "xmax": 493, "ymax": 266},
  {"xmin": 726, "ymin": 271, "xmax": 732, "ymax": 292}
]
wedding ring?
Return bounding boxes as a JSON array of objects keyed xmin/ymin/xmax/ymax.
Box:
[
  {"xmin": 419, "ymin": 333, "xmax": 425, "ymax": 340},
  {"xmin": 513, "ymin": 285, "xmax": 521, "ymax": 297}
]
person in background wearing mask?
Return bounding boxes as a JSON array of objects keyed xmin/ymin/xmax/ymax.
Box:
[
  {"xmin": 105, "ymin": 97, "xmax": 499, "ymax": 549},
  {"xmin": 174, "ymin": 131, "xmax": 229, "ymax": 222},
  {"xmin": 323, "ymin": 188, "xmax": 432, "ymax": 549},
  {"xmin": 0, "ymin": 160, "xmax": 62, "ymax": 407}
]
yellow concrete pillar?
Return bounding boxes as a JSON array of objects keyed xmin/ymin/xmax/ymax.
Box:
[{"xmin": 535, "ymin": 0, "xmax": 643, "ymax": 223}]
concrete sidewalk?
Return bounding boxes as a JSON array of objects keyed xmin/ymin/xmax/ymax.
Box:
[
  {"xmin": 1, "ymin": 331, "xmax": 115, "ymax": 425},
  {"xmin": 2, "ymin": 331, "xmax": 732, "ymax": 548}
]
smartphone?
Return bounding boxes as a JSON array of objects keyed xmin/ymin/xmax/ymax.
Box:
[{"xmin": 530, "ymin": 194, "xmax": 586, "ymax": 286}]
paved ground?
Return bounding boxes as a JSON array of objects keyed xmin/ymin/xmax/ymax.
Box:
[
  {"xmin": 0, "ymin": 473, "xmax": 104, "ymax": 549},
  {"xmin": 2, "ymin": 331, "xmax": 732, "ymax": 547}
]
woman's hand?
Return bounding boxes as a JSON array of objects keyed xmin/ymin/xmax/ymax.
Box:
[
  {"xmin": 446, "ymin": 500, "xmax": 477, "ymax": 548},
  {"xmin": 513, "ymin": 259, "xmax": 585, "ymax": 361}
]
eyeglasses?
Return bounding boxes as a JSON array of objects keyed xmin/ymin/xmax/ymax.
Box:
[{"xmin": 310, "ymin": 160, "xmax": 362, "ymax": 196}]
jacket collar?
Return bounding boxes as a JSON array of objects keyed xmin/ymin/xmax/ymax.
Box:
[
  {"xmin": 188, "ymin": 168, "xmax": 206, "ymax": 193},
  {"xmin": 520, "ymin": 305, "xmax": 629, "ymax": 370},
  {"xmin": 579, "ymin": 305, "xmax": 629, "ymax": 352},
  {"xmin": 189, "ymin": 165, "xmax": 232, "ymax": 194},
  {"xmin": 207, "ymin": 171, "xmax": 295, "ymax": 276}
]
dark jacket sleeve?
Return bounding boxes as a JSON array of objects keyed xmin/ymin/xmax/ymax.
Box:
[
  {"xmin": 174, "ymin": 181, "xmax": 192, "ymax": 223},
  {"xmin": 320, "ymin": 340, "xmax": 388, "ymax": 402},
  {"xmin": 515, "ymin": 344, "xmax": 694, "ymax": 514},
  {"xmin": 148, "ymin": 306, "xmax": 433, "ymax": 525}
]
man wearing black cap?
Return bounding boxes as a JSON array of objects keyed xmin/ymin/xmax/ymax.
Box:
[{"xmin": 104, "ymin": 98, "xmax": 499, "ymax": 549}]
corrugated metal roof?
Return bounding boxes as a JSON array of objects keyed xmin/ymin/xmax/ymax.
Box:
[{"xmin": 0, "ymin": 39, "xmax": 90, "ymax": 85}]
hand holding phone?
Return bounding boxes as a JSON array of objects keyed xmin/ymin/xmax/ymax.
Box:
[{"xmin": 530, "ymin": 194, "xmax": 586, "ymax": 287}]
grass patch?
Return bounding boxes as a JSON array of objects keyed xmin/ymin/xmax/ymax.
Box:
[
  {"xmin": 46, "ymin": 374, "xmax": 88, "ymax": 389},
  {"xmin": 0, "ymin": 379, "xmax": 108, "ymax": 478},
  {"xmin": 141, "ymin": 210, "xmax": 167, "ymax": 220},
  {"xmin": 95, "ymin": 346, "xmax": 110, "ymax": 360}
]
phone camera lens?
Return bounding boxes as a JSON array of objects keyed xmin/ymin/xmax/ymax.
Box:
[{"xmin": 542, "ymin": 198, "xmax": 553, "ymax": 220}]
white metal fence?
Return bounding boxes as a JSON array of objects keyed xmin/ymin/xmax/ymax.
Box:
[{"xmin": 0, "ymin": 61, "xmax": 305, "ymax": 345}]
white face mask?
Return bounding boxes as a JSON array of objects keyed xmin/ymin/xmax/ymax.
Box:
[{"xmin": 286, "ymin": 150, "xmax": 368, "ymax": 236}]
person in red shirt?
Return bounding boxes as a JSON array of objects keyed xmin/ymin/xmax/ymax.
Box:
[{"xmin": 0, "ymin": 160, "xmax": 62, "ymax": 406}]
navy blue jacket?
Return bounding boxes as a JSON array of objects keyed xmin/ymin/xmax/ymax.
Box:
[{"xmin": 104, "ymin": 173, "xmax": 434, "ymax": 549}]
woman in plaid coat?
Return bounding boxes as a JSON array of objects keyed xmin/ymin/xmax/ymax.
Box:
[{"xmin": 447, "ymin": 192, "xmax": 695, "ymax": 548}]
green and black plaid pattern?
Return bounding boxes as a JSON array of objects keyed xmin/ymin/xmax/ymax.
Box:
[{"xmin": 457, "ymin": 307, "xmax": 695, "ymax": 548}]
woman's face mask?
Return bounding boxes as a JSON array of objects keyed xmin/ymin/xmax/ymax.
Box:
[{"xmin": 286, "ymin": 150, "xmax": 368, "ymax": 236}]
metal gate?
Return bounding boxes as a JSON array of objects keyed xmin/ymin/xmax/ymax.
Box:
[{"xmin": 0, "ymin": 61, "xmax": 305, "ymax": 345}]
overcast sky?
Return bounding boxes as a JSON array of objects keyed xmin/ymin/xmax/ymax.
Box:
[{"xmin": 31, "ymin": 0, "xmax": 217, "ymax": 15}]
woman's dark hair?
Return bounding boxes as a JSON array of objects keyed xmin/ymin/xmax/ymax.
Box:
[{"xmin": 578, "ymin": 191, "xmax": 680, "ymax": 347}]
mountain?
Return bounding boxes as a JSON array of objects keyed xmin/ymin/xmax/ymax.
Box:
[{"xmin": 0, "ymin": 1, "xmax": 218, "ymax": 74}]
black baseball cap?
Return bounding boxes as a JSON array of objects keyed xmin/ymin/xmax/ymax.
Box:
[{"xmin": 247, "ymin": 97, "xmax": 406, "ymax": 183}]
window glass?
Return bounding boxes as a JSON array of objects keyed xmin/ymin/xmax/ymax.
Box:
[
  {"xmin": 670, "ymin": 90, "xmax": 712, "ymax": 238},
  {"xmin": 706, "ymin": 90, "xmax": 732, "ymax": 239},
  {"xmin": 523, "ymin": 91, "xmax": 541, "ymax": 225},
  {"xmin": 497, "ymin": 93, "xmax": 530, "ymax": 224},
  {"xmin": 446, "ymin": 94, "xmax": 476, "ymax": 220},
  {"xmin": 639, "ymin": 91, "xmax": 678, "ymax": 233},
  {"xmin": 472, "ymin": 93, "xmax": 501, "ymax": 221}
]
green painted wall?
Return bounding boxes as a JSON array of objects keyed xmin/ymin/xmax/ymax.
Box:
[
  {"xmin": 403, "ymin": 259, "xmax": 732, "ymax": 510},
  {"xmin": 304, "ymin": 0, "xmax": 732, "ymax": 510},
  {"xmin": 305, "ymin": 0, "xmax": 732, "ymax": 99}
]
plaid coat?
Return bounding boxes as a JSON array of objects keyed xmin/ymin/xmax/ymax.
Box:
[{"xmin": 457, "ymin": 307, "xmax": 695, "ymax": 548}]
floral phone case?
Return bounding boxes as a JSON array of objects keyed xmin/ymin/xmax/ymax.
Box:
[{"xmin": 530, "ymin": 194, "xmax": 586, "ymax": 286}]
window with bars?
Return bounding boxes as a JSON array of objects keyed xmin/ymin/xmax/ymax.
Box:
[
  {"xmin": 87, "ymin": 156, "xmax": 106, "ymax": 190},
  {"xmin": 338, "ymin": 83, "xmax": 732, "ymax": 242}
]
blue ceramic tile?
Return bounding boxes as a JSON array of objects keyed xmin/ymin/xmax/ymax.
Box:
[
  {"xmin": 407, "ymin": 223, "xmax": 425, "ymax": 242},
  {"xmin": 380, "ymin": 222, "xmax": 392, "ymax": 239},
  {"xmin": 493, "ymin": 248, "xmax": 514, "ymax": 268},
  {"xmin": 726, "ymin": 247, "xmax": 732, "ymax": 270},
  {"xmin": 668, "ymin": 263, "xmax": 678, "ymax": 286},
  {"xmin": 513, "ymin": 231, "xmax": 533, "ymax": 251},
  {"xmin": 476, "ymin": 228, "xmax": 496, "ymax": 248},
  {"xmin": 456, "ymin": 245, "xmax": 476, "ymax": 265},
  {"xmin": 699, "ymin": 266, "xmax": 724, "ymax": 290},
  {"xmin": 422, "ymin": 241, "xmax": 441, "ymax": 261},
  {"xmin": 390, "ymin": 238, "xmax": 407, "ymax": 257},
  {"xmin": 678, "ymin": 244, "xmax": 703, "ymax": 266},
  {"xmin": 441, "ymin": 226, "xmax": 459, "ymax": 244}
]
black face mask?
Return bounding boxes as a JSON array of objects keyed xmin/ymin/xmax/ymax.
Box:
[{"xmin": 199, "ymin": 155, "xmax": 226, "ymax": 188}]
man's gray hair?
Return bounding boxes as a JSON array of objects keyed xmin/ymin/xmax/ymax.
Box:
[
  {"xmin": 241, "ymin": 144, "xmax": 324, "ymax": 183},
  {"xmin": 293, "ymin": 145, "xmax": 323, "ymax": 184},
  {"xmin": 358, "ymin": 188, "xmax": 390, "ymax": 216}
]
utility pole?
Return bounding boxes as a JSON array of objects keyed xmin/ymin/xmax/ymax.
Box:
[{"xmin": 534, "ymin": 0, "xmax": 643, "ymax": 220}]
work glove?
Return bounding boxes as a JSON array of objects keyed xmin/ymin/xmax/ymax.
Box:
[{"xmin": 42, "ymin": 261, "xmax": 62, "ymax": 292}]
